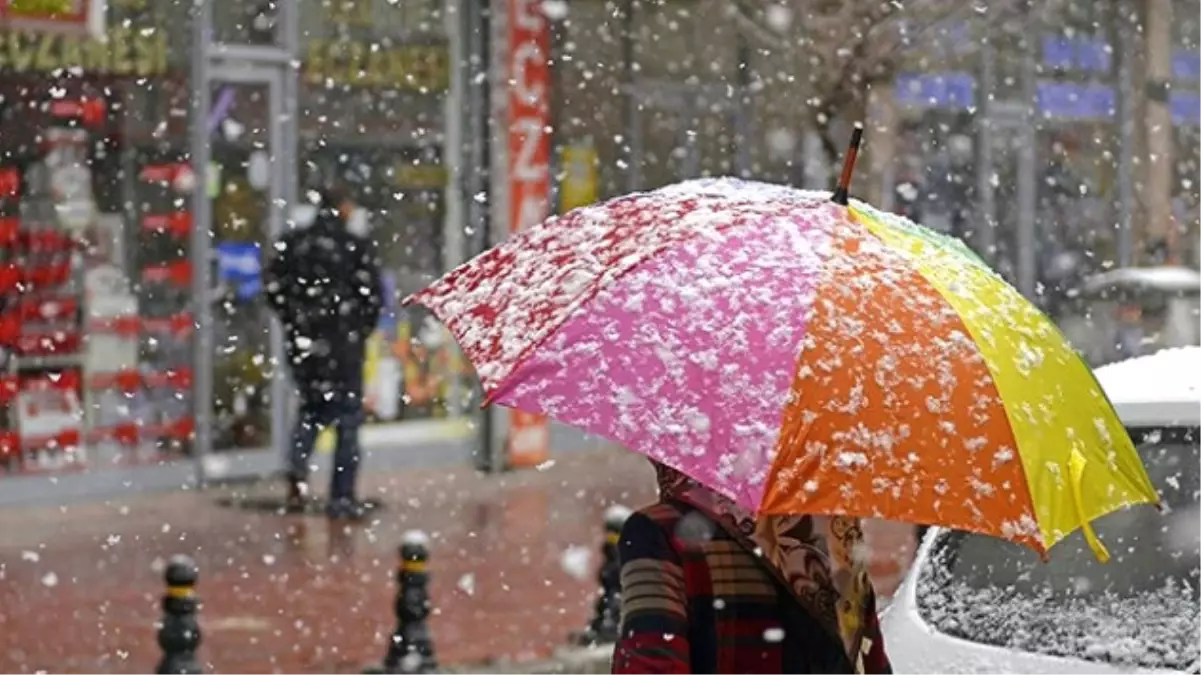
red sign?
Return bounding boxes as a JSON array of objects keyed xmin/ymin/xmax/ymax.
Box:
[
  {"xmin": 505, "ymin": 0, "xmax": 551, "ymax": 468},
  {"xmin": 0, "ymin": 0, "xmax": 104, "ymax": 37}
]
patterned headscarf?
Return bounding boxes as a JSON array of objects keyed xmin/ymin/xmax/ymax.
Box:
[{"xmin": 654, "ymin": 462, "xmax": 875, "ymax": 672}]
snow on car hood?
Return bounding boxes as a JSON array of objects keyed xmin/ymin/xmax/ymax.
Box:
[
  {"xmin": 1092, "ymin": 347, "xmax": 1201, "ymax": 427},
  {"xmin": 883, "ymin": 530, "xmax": 1191, "ymax": 672},
  {"xmin": 918, "ymin": 581, "xmax": 1198, "ymax": 672}
]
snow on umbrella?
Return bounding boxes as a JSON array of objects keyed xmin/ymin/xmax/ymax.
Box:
[{"xmin": 407, "ymin": 177, "xmax": 1160, "ymax": 561}]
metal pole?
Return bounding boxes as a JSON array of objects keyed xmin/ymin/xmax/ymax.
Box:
[
  {"xmin": 190, "ymin": 0, "xmax": 215, "ymax": 475},
  {"xmin": 463, "ymin": 0, "xmax": 496, "ymax": 471},
  {"xmin": 279, "ymin": 0, "xmax": 299, "ymax": 212},
  {"xmin": 442, "ymin": 0, "xmax": 467, "ymax": 416},
  {"xmin": 1115, "ymin": 0, "xmax": 1136, "ymax": 267},
  {"xmin": 733, "ymin": 32, "xmax": 752, "ymax": 177},
  {"xmin": 548, "ymin": 4, "xmax": 565, "ymax": 213},
  {"xmin": 270, "ymin": 0, "xmax": 300, "ymax": 469},
  {"xmin": 976, "ymin": 33, "xmax": 998, "ymax": 265},
  {"xmin": 266, "ymin": 74, "xmax": 287, "ymax": 469},
  {"xmin": 1016, "ymin": 16, "xmax": 1038, "ymax": 299},
  {"xmin": 621, "ymin": 0, "xmax": 639, "ymax": 192}
]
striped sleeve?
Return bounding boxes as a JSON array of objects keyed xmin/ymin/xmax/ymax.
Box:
[{"xmin": 612, "ymin": 511, "xmax": 691, "ymax": 675}]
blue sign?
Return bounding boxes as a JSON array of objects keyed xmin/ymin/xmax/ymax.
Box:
[
  {"xmin": 1173, "ymin": 50, "xmax": 1201, "ymax": 81},
  {"xmin": 1036, "ymin": 81, "xmax": 1116, "ymax": 120},
  {"xmin": 895, "ymin": 72, "xmax": 975, "ymax": 111},
  {"xmin": 1042, "ymin": 35, "xmax": 1111, "ymax": 73},
  {"xmin": 1171, "ymin": 91, "xmax": 1200, "ymax": 127},
  {"xmin": 215, "ymin": 241, "xmax": 263, "ymax": 300}
]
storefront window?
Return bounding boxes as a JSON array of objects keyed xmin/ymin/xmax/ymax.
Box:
[
  {"xmin": 1025, "ymin": 20, "xmax": 1118, "ymax": 312},
  {"xmin": 0, "ymin": 0, "xmax": 194, "ymax": 476},
  {"xmin": 288, "ymin": 0, "xmax": 458, "ymax": 428}
]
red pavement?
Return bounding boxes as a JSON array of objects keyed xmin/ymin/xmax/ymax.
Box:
[{"xmin": 0, "ymin": 448, "xmax": 916, "ymax": 674}]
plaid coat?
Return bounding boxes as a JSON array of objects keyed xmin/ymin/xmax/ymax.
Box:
[{"xmin": 613, "ymin": 501, "xmax": 892, "ymax": 674}]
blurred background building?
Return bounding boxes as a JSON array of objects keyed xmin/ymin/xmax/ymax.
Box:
[{"xmin": 0, "ymin": 0, "xmax": 1195, "ymax": 499}]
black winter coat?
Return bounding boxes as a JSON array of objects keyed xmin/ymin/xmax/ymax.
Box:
[{"xmin": 265, "ymin": 213, "xmax": 383, "ymax": 397}]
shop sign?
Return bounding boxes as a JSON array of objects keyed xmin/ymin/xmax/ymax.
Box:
[
  {"xmin": 504, "ymin": 0, "xmax": 550, "ymax": 468},
  {"xmin": 0, "ymin": 24, "xmax": 168, "ymax": 76},
  {"xmin": 894, "ymin": 72, "xmax": 975, "ymax": 111},
  {"xmin": 1171, "ymin": 91, "xmax": 1199, "ymax": 127},
  {"xmin": 215, "ymin": 241, "xmax": 262, "ymax": 301},
  {"xmin": 1036, "ymin": 81, "xmax": 1115, "ymax": 121},
  {"xmin": 0, "ymin": 0, "xmax": 104, "ymax": 37},
  {"xmin": 303, "ymin": 40, "xmax": 449, "ymax": 92},
  {"xmin": 1042, "ymin": 35, "xmax": 1111, "ymax": 73},
  {"xmin": 559, "ymin": 142, "xmax": 598, "ymax": 213},
  {"xmin": 1173, "ymin": 50, "xmax": 1200, "ymax": 82}
]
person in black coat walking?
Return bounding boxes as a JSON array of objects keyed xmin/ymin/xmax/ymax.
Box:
[{"xmin": 266, "ymin": 186, "xmax": 383, "ymax": 519}]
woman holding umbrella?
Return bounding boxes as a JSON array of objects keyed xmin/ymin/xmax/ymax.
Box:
[
  {"xmin": 613, "ymin": 461, "xmax": 891, "ymax": 673},
  {"xmin": 406, "ymin": 128, "xmax": 1160, "ymax": 674}
]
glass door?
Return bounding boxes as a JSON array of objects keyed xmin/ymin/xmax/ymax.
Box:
[{"xmin": 192, "ymin": 66, "xmax": 289, "ymax": 480}]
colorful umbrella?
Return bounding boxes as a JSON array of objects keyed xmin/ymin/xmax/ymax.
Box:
[{"xmin": 408, "ymin": 177, "xmax": 1159, "ymax": 561}]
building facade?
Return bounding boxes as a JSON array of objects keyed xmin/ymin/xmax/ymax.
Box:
[{"xmin": 0, "ymin": 0, "xmax": 468, "ymax": 489}]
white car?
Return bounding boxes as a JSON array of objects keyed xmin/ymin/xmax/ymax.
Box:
[{"xmin": 881, "ymin": 347, "xmax": 1201, "ymax": 674}]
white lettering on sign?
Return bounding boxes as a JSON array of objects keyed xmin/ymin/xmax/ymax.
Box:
[
  {"xmin": 513, "ymin": 42, "xmax": 546, "ymax": 105},
  {"xmin": 513, "ymin": 0, "xmax": 544, "ymax": 31},
  {"xmin": 513, "ymin": 117, "xmax": 546, "ymax": 182}
]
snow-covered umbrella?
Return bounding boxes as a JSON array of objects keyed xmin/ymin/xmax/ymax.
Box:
[{"xmin": 407, "ymin": 134, "xmax": 1159, "ymax": 562}]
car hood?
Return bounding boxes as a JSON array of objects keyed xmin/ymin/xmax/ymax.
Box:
[{"xmin": 880, "ymin": 563, "xmax": 1182, "ymax": 675}]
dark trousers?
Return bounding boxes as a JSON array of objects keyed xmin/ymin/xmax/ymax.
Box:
[{"xmin": 288, "ymin": 390, "xmax": 364, "ymax": 502}]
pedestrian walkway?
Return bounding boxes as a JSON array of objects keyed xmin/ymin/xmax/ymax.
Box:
[{"xmin": 0, "ymin": 447, "xmax": 916, "ymax": 673}]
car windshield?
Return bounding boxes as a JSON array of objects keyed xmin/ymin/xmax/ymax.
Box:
[{"xmin": 917, "ymin": 426, "xmax": 1201, "ymax": 671}]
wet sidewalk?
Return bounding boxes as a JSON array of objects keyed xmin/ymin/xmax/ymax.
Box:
[{"xmin": 0, "ymin": 447, "xmax": 916, "ymax": 674}]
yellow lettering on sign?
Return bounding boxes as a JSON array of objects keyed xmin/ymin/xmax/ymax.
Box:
[
  {"xmin": 82, "ymin": 33, "xmax": 109, "ymax": 71},
  {"xmin": 304, "ymin": 39, "xmax": 327, "ymax": 85},
  {"xmin": 136, "ymin": 31, "xmax": 168, "ymax": 77},
  {"xmin": 13, "ymin": 36, "xmax": 35, "ymax": 70},
  {"xmin": 35, "ymin": 31, "xmax": 58, "ymax": 71},
  {"xmin": 395, "ymin": 164, "xmax": 447, "ymax": 189},
  {"xmin": 365, "ymin": 44, "xmax": 388, "ymax": 88},
  {"xmin": 59, "ymin": 33, "xmax": 82, "ymax": 71},
  {"xmin": 10, "ymin": 0, "xmax": 73, "ymax": 14},
  {"xmin": 303, "ymin": 40, "xmax": 450, "ymax": 92},
  {"xmin": 344, "ymin": 40, "xmax": 365, "ymax": 84},
  {"xmin": 0, "ymin": 28, "xmax": 169, "ymax": 77},
  {"xmin": 110, "ymin": 27, "xmax": 134, "ymax": 75}
]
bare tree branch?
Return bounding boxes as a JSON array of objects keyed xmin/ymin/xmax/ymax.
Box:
[{"xmin": 715, "ymin": 0, "xmax": 1029, "ymax": 178}]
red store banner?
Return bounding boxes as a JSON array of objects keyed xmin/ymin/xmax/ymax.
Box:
[
  {"xmin": 504, "ymin": 0, "xmax": 551, "ymax": 468},
  {"xmin": 0, "ymin": 0, "xmax": 105, "ymax": 37}
]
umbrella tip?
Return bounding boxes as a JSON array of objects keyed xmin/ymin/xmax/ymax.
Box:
[{"xmin": 831, "ymin": 122, "xmax": 865, "ymax": 207}]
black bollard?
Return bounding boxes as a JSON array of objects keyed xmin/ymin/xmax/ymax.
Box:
[
  {"xmin": 156, "ymin": 555, "xmax": 203, "ymax": 674},
  {"xmin": 572, "ymin": 504, "xmax": 631, "ymax": 646},
  {"xmin": 379, "ymin": 530, "xmax": 437, "ymax": 674}
]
